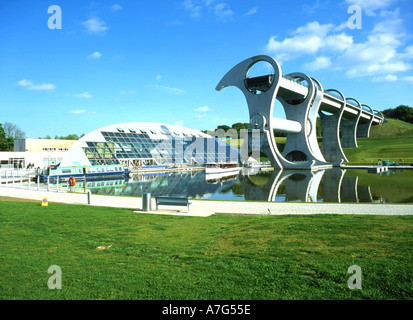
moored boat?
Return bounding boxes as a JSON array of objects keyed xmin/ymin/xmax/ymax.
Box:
[
  {"xmin": 205, "ymin": 161, "xmax": 240, "ymax": 175},
  {"xmin": 37, "ymin": 164, "xmax": 130, "ymax": 182}
]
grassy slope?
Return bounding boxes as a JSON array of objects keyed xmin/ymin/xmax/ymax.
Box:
[
  {"xmin": 369, "ymin": 119, "xmax": 413, "ymax": 138},
  {"xmin": 0, "ymin": 200, "xmax": 412, "ymax": 300},
  {"xmin": 344, "ymin": 119, "xmax": 413, "ymax": 165}
]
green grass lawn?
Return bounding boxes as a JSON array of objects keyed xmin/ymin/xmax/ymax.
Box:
[
  {"xmin": 344, "ymin": 135, "xmax": 413, "ymax": 165},
  {"xmin": 1, "ymin": 200, "xmax": 412, "ymax": 300}
]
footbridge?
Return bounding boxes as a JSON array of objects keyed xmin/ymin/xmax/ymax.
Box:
[{"xmin": 216, "ymin": 55, "xmax": 384, "ymax": 169}]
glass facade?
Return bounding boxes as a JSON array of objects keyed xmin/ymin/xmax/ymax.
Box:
[{"xmin": 81, "ymin": 130, "xmax": 239, "ymax": 166}]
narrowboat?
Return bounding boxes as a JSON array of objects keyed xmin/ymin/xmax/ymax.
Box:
[{"xmin": 37, "ymin": 164, "xmax": 131, "ymax": 182}]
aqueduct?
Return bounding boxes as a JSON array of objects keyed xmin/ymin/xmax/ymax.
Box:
[{"xmin": 216, "ymin": 55, "xmax": 384, "ymax": 169}]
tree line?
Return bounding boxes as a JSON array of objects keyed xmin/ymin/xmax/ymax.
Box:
[
  {"xmin": 38, "ymin": 134, "xmax": 85, "ymax": 140},
  {"xmin": 382, "ymin": 105, "xmax": 413, "ymax": 124}
]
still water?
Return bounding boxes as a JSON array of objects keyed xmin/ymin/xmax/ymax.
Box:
[{"xmin": 85, "ymin": 168, "xmax": 413, "ymax": 204}]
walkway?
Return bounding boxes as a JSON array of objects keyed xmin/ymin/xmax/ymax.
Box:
[{"xmin": 1, "ymin": 186, "xmax": 412, "ymax": 217}]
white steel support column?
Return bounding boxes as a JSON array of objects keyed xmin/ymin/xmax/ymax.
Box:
[
  {"xmin": 341, "ymin": 98, "xmax": 362, "ymax": 148},
  {"xmin": 319, "ymin": 89, "xmax": 348, "ymax": 163},
  {"xmin": 357, "ymin": 105, "xmax": 375, "ymax": 138}
]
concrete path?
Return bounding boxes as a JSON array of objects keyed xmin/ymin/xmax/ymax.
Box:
[{"xmin": 1, "ymin": 186, "xmax": 412, "ymax": 217}]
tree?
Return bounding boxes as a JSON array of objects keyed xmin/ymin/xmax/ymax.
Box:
[
  {"xmin": 2, "ymin": 121, "xmax": 26, "ymax": 140},
  {"xmin": 216, "ymin": 125, "xmax": 231, "ymax": 132},
  {"xmin": 0, "ymin": 123, "xmax": 14, "ymax": 151},
  {"xmin": 231, "ymin": 122, "xmax": 249, "ymax": 132},
  {"xmin": 382, "ymin": 105, "xmax": 413, "ymax": 124}
]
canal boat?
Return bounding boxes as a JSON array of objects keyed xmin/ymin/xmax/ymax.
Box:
[
  {"xmin": 37, "ymin": 164, "xmax": 131, "ymax": 182},
  {"xmin": 205, "ymin": 161, "xmax": 240, "ymax": 175}
]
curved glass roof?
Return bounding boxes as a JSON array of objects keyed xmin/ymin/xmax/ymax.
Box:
[{"xmin": 60, "ymin": 122, "xmax": 239, "ymax": 167}]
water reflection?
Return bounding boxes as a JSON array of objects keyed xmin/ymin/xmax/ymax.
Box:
[
  {"xmin": 84, "ymin": 168, "xmax": 413, "ymax": 204},
  {"xmin": 240, "ymin": 168, "xmax": 376, "ymax": 203}
]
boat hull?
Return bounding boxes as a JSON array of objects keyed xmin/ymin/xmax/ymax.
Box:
[
  {"xmin": 205, "ymin": 167, "xmax": 240, "ymax": 175},
  {"xmin": 38, "ymin": 171, "xmax": 130, "ymax": 183},
  {"xmin": 37, "ymin": 165, "xmax": 131, "ymax": 183}
]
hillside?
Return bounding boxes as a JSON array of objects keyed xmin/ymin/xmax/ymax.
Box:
[
  {"xmin": 344, "ymin": 119, "xmax": 413, "ymax": 165},
  {"xmin": 369, "ymin": 118, "xmax": 413, "ymax": 138}
]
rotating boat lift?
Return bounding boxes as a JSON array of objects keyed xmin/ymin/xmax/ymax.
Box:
[{"xmin": 216, "ymin": 55, "xmax": 384, "ymax": 169}]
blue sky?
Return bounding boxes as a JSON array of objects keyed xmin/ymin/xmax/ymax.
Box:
[{"xmin": 0, "ymin": 0, "xmax": 412, "ymax": 138}]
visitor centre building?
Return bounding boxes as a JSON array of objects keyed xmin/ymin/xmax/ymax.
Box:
[{"xmin": 59, "ymin": 122, "xmax": 239, "ymax": 167}]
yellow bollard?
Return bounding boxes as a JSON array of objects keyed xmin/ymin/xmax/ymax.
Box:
[{"xmin": 41, "ymin": 197, "xmax": 48, "ymax": 207}]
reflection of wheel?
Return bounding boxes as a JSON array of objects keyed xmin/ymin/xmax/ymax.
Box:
[{"xmin": 68, "ymin": 176, "xmax": 76, "ymax": 187}]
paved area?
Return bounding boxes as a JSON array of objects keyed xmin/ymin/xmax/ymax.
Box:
[{"xmin": 1, "ymin": 186, "xmax": 412, "ymax": 217}]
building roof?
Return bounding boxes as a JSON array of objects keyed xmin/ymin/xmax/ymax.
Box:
[{"xmin": 59, "ymin": 122, "xmax": 237, "ymax": 167}]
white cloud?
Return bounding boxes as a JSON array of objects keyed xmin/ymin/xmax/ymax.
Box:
[
  {"xmin": 337, "ymin": 29, "xmax": 410, "ymax": 77},
  {"xmin": 120, "ymin": 90, "xmax": 135, "ymax": 95},
  {"xmin": 400, "ymin": 45, "xmax": 413, "ymax": 59},
  {"xmin": 402, "ymin": 76, "xmax": 413, "ymax": 84},
  {"xmin": 194, "ymin": 105, "xmax": 213, "ymax": 112},
  {"xmin": 266, "ymin": 22, "xmax": 337, "ymax": 62},
  {"xmin": 149, "ymin": 84, "xmax": 185, "ymax": 94},
  {"xmin": 182, "ymin": 0, "xmax": 234, "ymax": 21},
  {"xmin": 344, "ymin": 0, "xmax": 398, "ymax": 16},
  {"xmin": 87, "ymin": 51, "xmax": 102, "ymax": 59},
  {"xmin": 302, "ymin": 0, "xmax": 321, "ymax": 14},
  {"xmin": 17, "ymin": 79, "xmax": 56, "ymax": 91},
  {"xmin": 110, "ymin": 4, "xmax": 123, "ymax": 11},
  {"xmin": 266, "ymin": 22, "xmax": 354, "ymax": 63},
  {"xmin": 245, "ymin": 7, "xmax": 257, "ymax": 16},
  {"xmin": 182, "ymin": 0, "xmax": 202, "ymax": 18},
  {"xmin": 73, "ymin": 92, "xmax": 93, "ymax": 98},
  {"xmin": 194, "ymin": 114, "xmax": 207, "ymax": 119},
  {"xmin": 70, "ymin": 109, "xmax": 87, "ymax": 114},
  {"xmin": 304, "ymin": 56, "xmax": 332, "ymax": 71},
  {"xmin": 372, "ymin": 74, "xmax": 398, "ymax": 82},
  {"xmin": 266, "ymin": 14, "xmax": 411, "ymax": 80},
  {"xmin": 214, "ymin": 3, "xmax": 234, "ymax": 21},
  {"xmin": 82, "ymin": 17, "xmax": 108, "ymax": 34}
]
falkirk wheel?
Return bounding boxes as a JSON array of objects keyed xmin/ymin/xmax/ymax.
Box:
[{"xmin": 216, "ymin": 55, "xmax": 384, "ymax": 169}]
